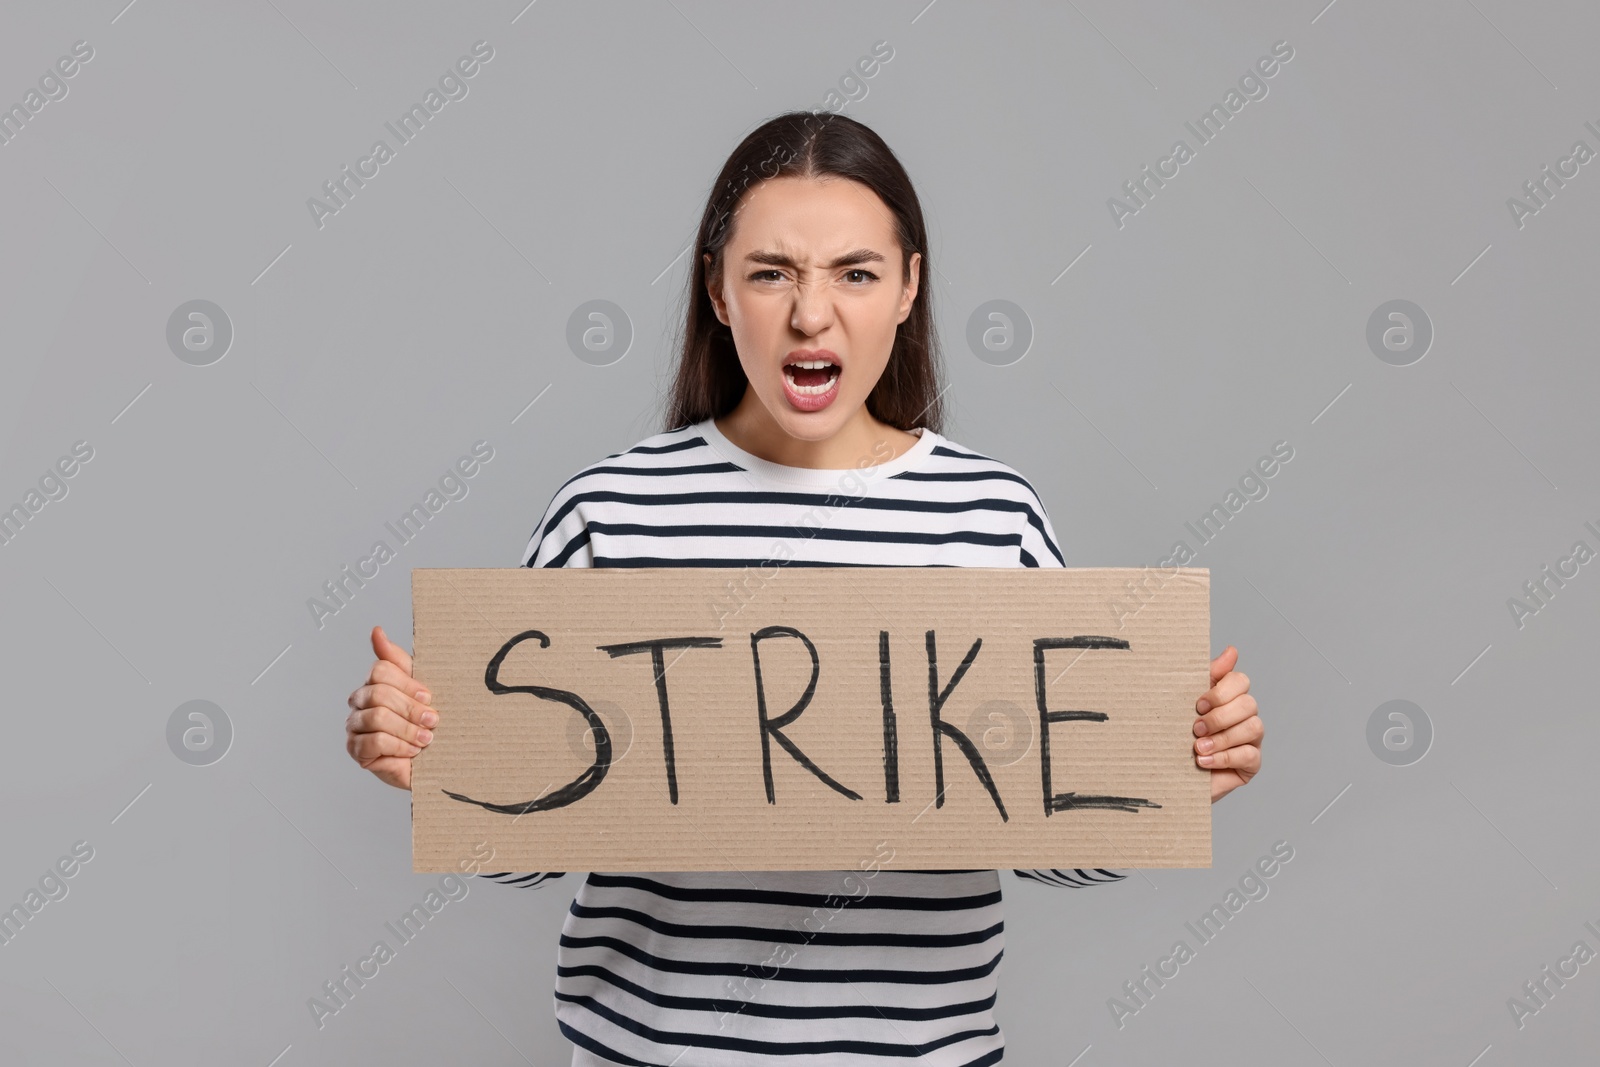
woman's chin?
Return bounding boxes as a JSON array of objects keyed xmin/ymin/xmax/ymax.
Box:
[{"xmin": 768, "ymin": 398, "xmax": 846, "ymax": 441}]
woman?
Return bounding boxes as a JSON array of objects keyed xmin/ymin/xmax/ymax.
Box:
[{"xmin": 346, "ymin": 109, "xmax": 1262, "ymax": 1066}]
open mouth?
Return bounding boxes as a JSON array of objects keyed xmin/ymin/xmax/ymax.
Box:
[{"xmin": 782, "ymin": 357, "xmax": 841, "ymax": 396}]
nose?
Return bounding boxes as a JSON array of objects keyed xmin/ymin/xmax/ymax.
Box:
[{"xmin": 790, "ymin": 281, "xmax": 834, "ymax": 335}]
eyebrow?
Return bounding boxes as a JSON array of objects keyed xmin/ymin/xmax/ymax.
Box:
[{"xmin": 744, "ymin": 248, "xmax": 886, "ymax": 270}]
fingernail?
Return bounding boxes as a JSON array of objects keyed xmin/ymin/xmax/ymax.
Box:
[
  {"xmin": 417, "ymin": 690, "xmax": 431, "ymax": 702},
  {"xmin": 1197, "ymin": 754, "xmax": 1214, "ymax": 767},
  {"xmin": 422, "ymin": 711, "xmax": 438, "ymax": 727},
  {"xmin": 1194, "ymin": 720, "xmax": 1209, "ymax": 736},
  {"xmin": 1197, "ymin": 699, "xmax": 1211, "ymax": 713},
  {"xmin": 418, "ymin": 729, "xmax": 433, "ymax": 745},
  {"xmin": 1196, "ymin": 738, "xmax": 1214, "ymax": 754}
]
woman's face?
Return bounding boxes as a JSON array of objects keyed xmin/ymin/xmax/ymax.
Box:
[{"xmin": 705, "ymin": 175, "xmax": 920, "ymax": 444}]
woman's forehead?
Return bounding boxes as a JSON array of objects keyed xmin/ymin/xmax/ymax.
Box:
[{"xmin": 732, "ymin": 176, "xmax": 895, "ymax": 238}]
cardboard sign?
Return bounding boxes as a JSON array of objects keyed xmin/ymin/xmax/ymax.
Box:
[{"xmin": 411, "ymin": 567, "xmax": 1211, "ymax": 872}]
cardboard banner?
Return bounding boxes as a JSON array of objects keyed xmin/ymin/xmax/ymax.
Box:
[{"xmin": 411, "ymin": 567, "xmax": 1211, "ymax": 872}]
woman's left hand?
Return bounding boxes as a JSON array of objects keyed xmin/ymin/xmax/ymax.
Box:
[{"xmin": 1194, "ymin": 645, "xmax": 1261, "ymax": 803}]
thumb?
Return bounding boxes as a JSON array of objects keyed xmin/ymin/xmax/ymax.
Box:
[
  {"xmin": 372, "ymin": 625, "xmax": 414, "ymax": 676},
  {"xmin": 1210, "ymin": 644, "xmax": 1237, "ymax": 685}
]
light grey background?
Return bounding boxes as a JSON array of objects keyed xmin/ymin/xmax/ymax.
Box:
[{"xmin": 2, "ymin": 0, "xmax": 1596, "ymax": 1063}]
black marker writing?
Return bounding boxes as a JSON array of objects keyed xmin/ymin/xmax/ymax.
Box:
[
  {"xmin": 441, "ymin": 629, "xmax": 612, "ymax": 815},
  {"xmin": 927, "ymin": 630, "xmax": 1007, "ymax": 822},
  {"xmin": 439, "ymin": 625, "xmax": 1170, "ymax": 821},
  {"xmin": 596, "ymin": 636, "xmax": 724, "ymax": 804},
  {"xmin": 750, "ymin": 625, "xmax": 862, "ymax": 804},
  {"xmin": 1034, "ymin": 636, "xmax": 1161, "ymax": 815},
  {"xmin": 879, "ymin": 629, "xmax": 899, "ymax": 803}
]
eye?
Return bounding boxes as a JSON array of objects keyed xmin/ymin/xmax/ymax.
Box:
[
  {"xmin": 844, "ymin": 269, "xmax": 877, "ymax": 284},
  {"xmin": 750, "ymin": 270, "xmax": 786, "ymax": 283}
]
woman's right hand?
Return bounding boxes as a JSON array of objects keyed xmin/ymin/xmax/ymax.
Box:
[{"xmin": 345, "ymin": 625, "xmax": 439, "ymax": 791}]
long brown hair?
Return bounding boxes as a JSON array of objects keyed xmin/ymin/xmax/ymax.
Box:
[{"xmin": 664, "ymin": 110, "xmax": 945, "ymax": 435}]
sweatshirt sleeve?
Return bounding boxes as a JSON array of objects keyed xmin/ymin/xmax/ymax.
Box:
[
  {"xmin": 1010, "ymin": 477, "xmax": 1129, "ymax": 889},
  {"xmin": 471, "ymin": 482, "xmax": 594, "ymax": 889},
  {"xmin": 1016, "ymin": 479, "xmax": 1067, "ymax": 569}
]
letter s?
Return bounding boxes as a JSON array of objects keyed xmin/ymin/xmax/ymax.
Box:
[
  {"xmin": 72, "ymin": 40, "xmax": 95, "ymax": 62},
  {"xmin": 1270, "ymin": 839, "xmax": 1294, "ymax": 863},
  {"xmin": 471, "ymin": 40, "xmax": 495, "ymax": 62},
  {"xmin": 71, "ymin": 439, "xmax": 94, "ymax": 463},
  {"xmin": 72, "ymin": 840, "xmax": 95, "ymax": 863},
  {"xmin": 440, "ymin": 630, "xmax": 611, "ymax": 815},
  {"xmin": 459, "ymin": 839, "xmax": 496, "ymax": 875},
  {"xmin": 1270, "ymin": 39, "xmax": 1294, "ymax": 63},
  {"xmin": 1271, "ymin": 440, "xmax": 1293, "ymax": 462},
  {"xmin": 471, "ymin": 439, "xmax": 494, "ymax": 463},
  {"xmin": 872, "ymin": 39, "xmax": 894, "ymax": 62}
]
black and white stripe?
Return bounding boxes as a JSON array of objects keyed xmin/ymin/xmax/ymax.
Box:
[{"xmin": 480, "ymin": 418, "xmax": 1125, "ymax": 1066}]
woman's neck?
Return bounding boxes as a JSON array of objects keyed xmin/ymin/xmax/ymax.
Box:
[{"xmin": 715, "ymin": 394, "xmax": 921, "ymax": 470}]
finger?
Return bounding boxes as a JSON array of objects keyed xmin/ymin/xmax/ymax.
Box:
[
  {"xmin": 347, "ymin": 702, "xmax": 435, "ymax": 748},
  {"xmin": 1197, "ymin": 743, "xmax": 1260, "ymax": 774},
  {"xmin": 1208, "ymin": 645, "xmax": 1238, "ymax": 687},
  {"xmin": 368, "ymin": 658, "xmax": 434, "ymax": 709},
  {"xmin": 1197, "ymin": 669, "xmax": 1249, "ymax": 715},
  {"xmin": 1194, "ymin": 712, "xmax": 1263, "ymax": 756},
  {"xmin": 348, "ymin": 729, "xmax": 423, "ymax": 764},
  {"xmin": 349, "ymin": 681, "xmax": 438, "ymax": 730},
  {"xmin": 372, "ymin": 625, "xmax": 413, "ymax": 676},
  {"xmin": 367, "ymin": 756, "xmax": 412, "ymax": 792},
  {"xmin": 349, "ymin": 681, "xmax": 438, "ymax": 733},
  {"xmin": 1193, "ymin": 692, "xmax": 1258, "ymax": 737}
]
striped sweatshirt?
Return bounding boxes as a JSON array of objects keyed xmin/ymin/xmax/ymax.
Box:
[{"xmin": 478, "ymin": 416, "xmax": 1128, "ymax": 1066}]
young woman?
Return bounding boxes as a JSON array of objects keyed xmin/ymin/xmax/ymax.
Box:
[{"xmin": 345, "ymin": 110, "xmax": 1263, "ymax": 1066}]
